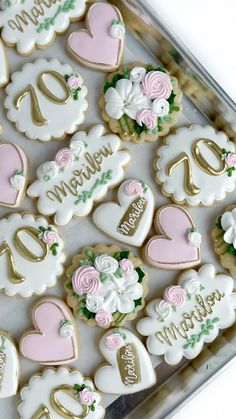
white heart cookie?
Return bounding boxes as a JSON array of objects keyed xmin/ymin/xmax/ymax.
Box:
[
  {"xmin": 94, "ymin": 328, "xmax": 156, "ymax": 394},
  {"xmin": 93, "ymin": 179, "xmax": 154, "ymax": 246},
  {"xmin": 0, "ymin": 330, "xmax": 20, "ymax": 399}
]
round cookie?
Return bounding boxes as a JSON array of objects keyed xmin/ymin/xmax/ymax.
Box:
[
  {"xmin": 5, "ymin": 58, "xmax": 88, "ymax": 142},
  {"xmin": 68, "ymin": 2, "xmax": 125, "ymax": 72},
  {"xmin": 0, "ymin": 213, "xmax": 65, "ymax": 297},
  {"xmin": 18, "ymin": 367, "xmax": 105, "ymax": 419},
  {"xmin": 155, "ymin": 124, "xmax": 236, "ymax": 206},
  {"xmin": 99, "ymin": 62, "xmax": 182, "ymax": 142},
  {"xmin": 0, "ymin": 330, "xmax": 20, "ymax": 399},
  {"xmin": 0, "ymin": 0, "xmax": 87, "ymax": 55},
  {"xmin": 137, "ymin": 264, "xmax": 236, "ymax": 365},
  {"xmin": 65, "ymin": 244, "xmax": 148, "ymax": 328},
  {"xmin": 20, "ymin": 297, "xmax": 79, "ymax": 365},
  {"xmin": 27, "ymin": 124, "xmax": 131, "ymax": 226}
]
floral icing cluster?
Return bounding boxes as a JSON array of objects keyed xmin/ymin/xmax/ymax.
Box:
[
  {"xmin": 104, "ymin": 65, "xmax": 180, "ymax": 136},
  {"xmin": 74, "ymin": 382, "xmax": 97, "ymax": 412},
  {"xmin": 221, "ymin": 148, "xmax": 236, "ymax": 177},
  {"xmin": 38, "ymin": 226, "xmax": 60, "ymax": 256},
  {"xmin": 66, "ymin": 250, "xmax": 145, "ymax": 328},
  {"xmin": 40, "ymin": 136, "xmax": 87, "ymax": 181},
  {"xmin": 64, "ymin": 72, "xmax": 83, "ymax": 100},
  {"xmin": 216, "ymin": 209, "xmax": 236, "ymax": 254},
  {"xmin": 109, "ymin": 19, "xmax": 125, "ymax": 39},
  {"xmin": 10, "ymin": 170, "xmax": 25, "ymax": 190},
  {"xmin": 125, "ymin": 180, "xmax": 148, "ymax": 196},
  {"xmin": 104, "ymin": 329, "xmax": 127, "ymax": 350}
]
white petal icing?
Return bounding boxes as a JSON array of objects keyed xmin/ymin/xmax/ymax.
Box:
[
  {"xmin": 40, "ymin": 161, "xmax": 59, "ymax": 179},
  {"xmin": 187, "ymin": 231, "xmax": 202, "ymax": 247},
  {"xmin": 221, "ymin": 209, "xmax": 236, "ymax": 249},
  {"xmin": 155, "ymin": 300, "xmax": 171, "ymax": 321},
  {"xmin": 94, "ymin": 254, "xmax": 118, "ymax": 274},
  {"xmin": 109, "ymin": 21, "xmax": 125, "ymax": 39},
  {"xmin": 130, "ymin": 67, "xmax": 146, "ymax": 83},
  {"xmin": 70, "ymin": 139, "xmax": 86, "ymax": 156},
  {"xmin": 86, "ymin": 295, "xmax": 104, "ymax": 313},
  {"xmin": 60, "ymin": 321, "xmax": 73, "ymax": 338},
  {"xmin": 151, "ymin": 98, "xmax": 170, "ymax": 117},
  {"xmin": 183, "ymin": 278, "xmax": 201, "ymax": 295},
  {"xmin": 10, "ymin": 173, "xmax": 24, "ymax": 190}
]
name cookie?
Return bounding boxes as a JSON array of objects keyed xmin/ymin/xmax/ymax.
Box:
[
  {"xmin": 20, "ymin": 297, "xmax": 79, "ymax": 365},
  {"xmin": 94, "ymin": 328, "xmax": 156, "ymax": 394},
  {"xmin": 93, "ymin": 179, "xmax": 154, "ymax": 246},
  {"xmin": 18, "ymin": 367, "xmax": 105, "ymax": 419},
  {"xmin": 155, "ymin": 124, "xmax": 236, "ymax": 206},
  {"xmin": 0, "ymin": 330, "xmax": 20, "ymax": 399},
  {"xmin": 137, "ymin": 264, "xmax": 236, "ymax": 365},
  {"xmin": 28, "ymin": 125, "xmax": 131, "ymax": 225},
  {"xmin": 0, "ymin": 0, "xmax": 87, "ymax": 55},
  {"xmin": 144, "ymin": 204, "xmax": 201, "ymax": 269},
  {"xmin": 68, "ymin": 2, "xmax": 125, "ymax": 71},
  {"xmin": 0, "ymin": 39, "xmax": 8, "ymax": 87},
  {"xmin": 5, "ymin": 58, "xmax": 88, "ymax": 141},
  {"xmin": 0, "ymin": 213, "xmax": 65, "ymax": 297}
]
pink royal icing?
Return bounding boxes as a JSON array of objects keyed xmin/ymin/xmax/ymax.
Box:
[
  {"xmin": 55, "ymin": 148, "xmax": 74, "ymax": 167},
  {"xmin": 125, "ymin": 180, "xmax": 143, "ymax": 196},
  {"xmin": 72, "ymin": 266, "xmax": 101, "ymax": 295},
  {"xmin": 68, "ymin": 3, "xmax": 124, "ymax": 71},
  {"xmin": 0, "ymin": 142, "xmax": 27, "ymax": 208},
  {"xmin": 119, "ymin": 258, "xmax": 134, "ymax": 273},
  {"xmin": 164, "ymin": 285, "xmax": 186, "ymax": 306},
  {"xmin": 79, "ymin": 388, "xmax": 94, "ymax": 406},
  {"xmin": 105, "ymin": 333, "xmax": 124, "ymax": 350},
  {"xmin": 141, "ymin": 71, "xmax": 172, "ymax": 100},
  {"xmin": 95, "ymin": 309, "xmax": 112, "ymax": 328},
  {"xmin": 42, "ymin": 230, "xmax": 59, "ymax": 245},
  {"xmin": 136, "ymin": 109, "xmax": 157, "ymax": 130}
]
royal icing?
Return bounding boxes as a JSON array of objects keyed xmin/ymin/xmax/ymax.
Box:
[
  {"xmin": 221, "ymin": 209, "xmax": 236, "ymax": 249},
  {"xmin": 0, "ymin": 213, "xmax": 65, "ymax": 297},
  {"xmin": 155, "ymin": 124, "xmax": 236, "ymax": 206},
  {"xmin": 0, "ymin": 142, "xmax": 28, "ymax": 208},
  {"xmin": 65, "ymin": 247, "xmax": 147, "ymax": 328},
  {"xmin": 144, "ymin": 205, "xmax": 201, "ymax": 270},
  {"xmin": 5, "ymin": 58, "xmax": 88, "ymax": 142},
  {"xmin": 93, "ymin": 179, "xmax": 154, "ymax": 246},
  {"xmin": 20, "ymin": 297, "xmax": 79, "ymax": 365},
  {"xmin": 0, "ymin": 0, "xmax": 87, "ymax": 55},
  {"xmin": 18, "ymin": 367, "xmax": 105, "ymax": 419},
  {"xmin": 68, "ymin": 2, "xmax": 125, "ymax": 71},
  {"xmin": 28, "ymin": 125, "xmax": 131, "ymax": 225},
  {"xmin": 137, "ymin": 264, "xmax": 236, "ymax": 365},
  {"xmin": 94, "ymin": 328, "xmax": 156, "ymax": 394},
  {"xmin": 0, "ymin": 331, "xmax": 19, "ymax": 399},
  {"xmin": 0, "ymin": 39, "xmax": 8, "ymax": 87}
]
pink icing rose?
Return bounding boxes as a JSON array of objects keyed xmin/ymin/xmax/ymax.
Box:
[
  {"xmin": 119, "ymin": 258, "xmax": 134, "ymax": 273},
  {"xmin": 66, "ymin": 75, "xmax": 82, "ymax": 90},
  {"xmin": 105, "ymin": 333, "xmax": 124, "ymax": 350},
  {"xmin": 136, "ymin": 109, "xmax": 157, "ymax": 130},
  {"xmin": 141, "ymin": 71, "xmax": 172, "ymax": 100},
  {"xmin": 125, "ymin": 180, "xmax": 143, "ymax": 196},
  {"xmin": 79, "ymin": 388, "xmax": 94, "ymax": 406},
  {"xmin": 72, "ymin": 266, "xmax": 100, "ymax": 295},
  {"xmin": 225, "ymin": 152, "xmax": 236, "ymax": 167},
  {"xmin": 55, "ymin": 148, "xmax": 74, "ymax": 167},
  {"xmin": 95, "ymin": 310, "xmax": 112, "ymax": 328},
  {"xmin": 164, "ymin": 286, "xmax": 186, "ymax": 306},
  {"xmin": 42, "ymin": 230, "xmax": 59, "ymax": 245}
]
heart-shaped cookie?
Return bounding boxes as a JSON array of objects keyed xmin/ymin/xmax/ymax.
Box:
[
  {"xmin": 94, "ymin": 328, "xmax": 156, "ymax": 394},
  {"xmin": 93, "ymin": 179, "xmax": 154, "ymax": 246},
  {"xmin": 0, "ymin": 330, "xmax": 20, "ymax": 399},
  {"xmin": 0, "ymin": 142, "xmax": 28, "ymax": 208},
  {"xmin": 67, "ymin": 3, "xmax": 125, "ymax": 71},
  {"xmin": 144, "ymin": 205, "xmax": 201, "ymax": 269},
  {"xmin": 20, "ymin": 297, "xmax": 79, "ymax": 365}
]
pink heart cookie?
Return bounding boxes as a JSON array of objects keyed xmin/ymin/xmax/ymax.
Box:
[
  {"xmin": 20, "ymin": 297, "xmax": 79, "ymax": 365},
  {"xmin": 144, "ymin": 205, "xmax": 201, "ymax": 270},
  {"xmin": 0, "ymin": 142, "xmax": 28, "ymax": 208},
  {"xmin": 67, "ymin": 3, "xmax": 125, "ymax": 71}
]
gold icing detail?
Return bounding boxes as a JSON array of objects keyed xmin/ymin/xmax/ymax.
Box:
[
  {"xmin": 0, "ymin": 241, "xmax": 25, "ymax": 284},
  {"xmin": 14, "ymin": 227, "xmax": 49, "ymax": 262},
  {"xmin": 14, "ymin": 84, "xmax": 47, "ymax": 126},
  {"xmin": 31, "ymin": 404, "xmax": 53, "ymax": 419},
  {"xmin": 192, "ymin": 138, "xmax": 227, "ymax": 176},
  {"xmin": 117, "ymin": 197, "xmax": 147, "ymax": 236},
  {"xmin": 117, "ymin": 343, "xmax": 141, "ymax": 387},
  {"xmin": 166, "ymin": 152, "xmax": 200, "ymax": 196},
  {"xmin": 50, "ymin": 385, "xmax": 88, "ymax": 419},
  {"xmin": 38, "ymin": 71, "xmax": 71, "ymax": 104}
]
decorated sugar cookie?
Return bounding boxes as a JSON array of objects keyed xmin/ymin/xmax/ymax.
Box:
[
  {"xmin": 18, "ymin": 367, "xmax": 105, "ymax": 419},
  {"xmin": 93, "ymin": 179, "xmax": 154, "ymax": 246},
  {"xmin": 155, "ymin": 124, "xmax": 236, "ymax": 206},
  {"xmin": 94, "ymin": 328, "xmax": 156, "ymax": 394},
  {"xmin": 144, "ymin": 204, "xmax": 201, "ymax": 269},
  {"xmin": 65, "ymin": 245, "xmax": 148, "ymax": 328},
  {"xmin": 0, "ymin": 0, "xmax": 87, "ymax": 55},
  {"xmin": 137, "ymin": 264, "xmax": 236, "ymax": 365},
  {"xmin": 0, "ymin": 213, "xmax": 65, "ymax": 297},
  {"xmin": 100, "ymin": 62, "xmax": 182, "ymax": 142},
  {"xmin": 28, "ymin": 125, "xmax": 131, "ymax": 225},
  {"xmin": 0, "ymin": 330, "xmax": 20, "ymax": 399},
  {"xmin": 68, "ymin": 2, "xmax": 125, "ymax": 72},
  {"xmin": 5, "ymin": 58, "xmax": 88, "ymax": 142},
  {"xmin": 0, "ymin": 39, "xmax": 8, "ymax": 87},
  {"xmin": 0, "ymin": 142, "xmax": 28, "ymax": 208},
  {"xmin": 20, "ymin": 297, "xmax": 79, "ymax": 365}
]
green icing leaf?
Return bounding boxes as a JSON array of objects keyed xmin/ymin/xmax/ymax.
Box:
[
  {"xmin": 168, "ymin": 92, "xmax": 176, "ymax": 105},
  {"xmin": 100, "ymin": 272, "xmax": 108, "ymax": 283},
  {"xmin": 79, "ymin": 258, "xmax": 93, "ymax": 266},
  {"xmin": 216, "ymin": 216, "xmax": 222, "ymax": 229},
  {"xmin": 134, "ymin": 122, "xmax": 145, "ymax": 136},
  {"xmin": 114, "ymin": 268, "xmax": 123, "ymax": 278},
  {"xmin": 146, "ymin": 64, "xmax": 154, "ymax": 72},
  {"xmin": 65, "ymin": 282, "xmax": 73, "ymax": 289},
  {"xmin": 81, "ymin": 308, "xmax": 96, "ymax": 320},
  {"xmin": 227, "ymin": 245, "xmax": 236, "ymax": 254},
  {"xmin": 135, "ymin": 267, "xmax": 145, "ymax": 283},
  {"xmin": 113, "ymin": 250, "xmax": 130, "ymax": 261},
  {"xmin": 86, "ymin": 249, "xmax": 95, "ymax": 259},
  {"xmin": 134, "ymin": 298, "xmax": 142, "ymax": 307}
]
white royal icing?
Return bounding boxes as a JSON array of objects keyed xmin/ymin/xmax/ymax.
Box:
[
  {"xmin": 0, "ymin": 0, "xmax": 86, "ymax": 55},
  {"xmin": 187, "ymin": 230, "xmax": 202, "ymax": 247},
  {"xmin": 27, "ymin": 125, "xmax": 131, "ymax": 226},
  {"xmin": 10, "ymin": 172, "xmax": 25, "ymax": 190},
  {"xmin": 0, "ymin": 213, "xmax": 65, "ymax": 297},
  {"xmin": 221, "ymin": 208, "xmax": 236, "ymax": 249},
  {"xmin": 18, "ymin": 367, "xmax": 105, "ymax": 419},
  {"xmin": 60, "ymin": 321, "xmax": 74, "ymax": 339},
  {"xmin": 137, "ymin": 264, "xmax": 236, "ymax": 365},
  {"xmin": 155, "ymin": 125, "xmax": 236, "ymax": 206},
  {"xmin": 129, "ymin": 67, "xmax": 146, "ymax": 83},
  {"xmin": 109, "ymin": 20, "xmax": 125, "ymax": 39},
  {"xmin": 5, "ymin": 58, "xmax": 88, "ymax": 142},
  {"xmin": 0, "ymin": 40, "xmax": 8, "ymax": 87},
  {"xmin": 93, "ymin": 179, "xmax": 154, "ymax": 246},
  {"xmin": 151, "ymin": 98, "xmax": 169, "ymax": 117},
  {"xmin": 0, "ymin": 332, "xmax": 19, "ymax": 399},
  {"xmin": 94, "ymin": 328, "xmax": 156, "ymax": 394},
  {"xmin": 94, "ymin": 254, "xmax": 119, "ymax": 274},
  {"xmin": 40, "ymin": 161, "xmax": 59, "ymax": 180}
]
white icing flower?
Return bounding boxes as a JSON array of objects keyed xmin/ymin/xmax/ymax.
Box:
[
  {"xmin": 40, "ymin": 161, "xmax": 59, "ymax": 180},
  {"xmin": 151, "ymin": 98, "xmax": 170, "ymax": 117},
  {"xmin": 187, "ymin": 229, "xmax": 202, "ymax": 247},
  {"xmin": 60, "ymin": 321, "xmax": 73, "ymax": 338},
  {"xmin": 85, "ymin": 295, "xmax": 104, "ymax": 313},
  {"xmin": 221, "ymin": 209, "xmax": 236, "ymax": 248},
  {"xmin": 155, "ymin": 300, "xmax": 171, "ymax": 321},
  {"xmin": 105, "ymin": 79, "xmax": 151, "ymax": 120},
  {"xmin": 0, "ymin": 0, "xmax": 22, "ymax": 9},
  {"xmin": 130, "ymin": 67, "xmax": 146, "ymax": 83},
  {"xmin": 109, "ymin": 20, "xmax": 125, "ymax": 39},
  {"xmin": 10, "ymin": 172, "xmax": 24, "ymax": 190},
  {"xmin": 70, "ymin": 139, "xmax": 87, "ymax": 156},
  {"xmin": 94, "ymin": 254, "xmax": 119, "ymax": 274},
  {"xmin": 184, "ymin": 278, "xmax": 201, "ymax": 295}
]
